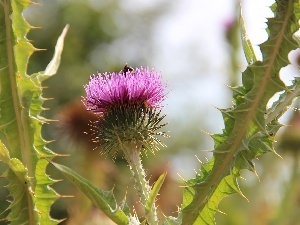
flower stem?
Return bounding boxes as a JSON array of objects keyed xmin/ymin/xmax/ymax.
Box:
[{"xmin": 122, "ymin": 142, "xmax": 158, "ymax": 225}]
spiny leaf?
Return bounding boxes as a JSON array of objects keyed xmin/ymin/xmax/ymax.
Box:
[
  {"xmin": 50, "ymin": 161, "xmax": 129, "ymax": 225},
  {"xmin": 0, "ymin": 1, "xmax": 67, "ymax": 224},
  {"xmin": 182, "ymin": 1, "xmax": 300, "ymax": 224},
  {"xmin": 267, "ymin": 78, "xmax": 300, "ymax": 124},
  {"xmin": 0, "ymin": 140, "xmax": 36, "ymax": 224},
  {"xmin": 145, "ymin": 171, "xmax": 166, "ymax": 215},
  {"xmin": 240, "ymin": 7, "xmax": 257, "ymax": 65}
]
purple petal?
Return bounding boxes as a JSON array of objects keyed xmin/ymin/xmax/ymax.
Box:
[{"xmin": 84, "ymin": 67, "xmax": 166, "ymax": 113}]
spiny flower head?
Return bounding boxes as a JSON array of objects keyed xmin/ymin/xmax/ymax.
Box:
[
  {"xmin": 84, "ymin": 67, "xmax": 166, "ymax": 114},
  {"xmin": 83, "ymin": 66, "xmax": 168, "ymax": 157}
]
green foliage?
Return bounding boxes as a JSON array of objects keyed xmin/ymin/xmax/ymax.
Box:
[
  {"xmin": 145, "ymin": 172, "xmax": 166, "ymax": 216},
  {"xmin": 0, "ymin": 0, "xmax": 67, "ymax": 224},
  {"xmin": 181, "ymin": 0, "xmax": 300, "ymax": 224},
  {"xmin": 240, "ymin": 11, "xmax": 257, "ymax": 65},
  {"xmin": 50, "ymin": 161, "xmax": 130, "ymax": 225},
  {"xmin": 1, "ymin": 0, "xmax": 300, "ymax": 224},
  {"xmin": 0, "ymin": 141, "xmax": 33, "ymax": 224}
]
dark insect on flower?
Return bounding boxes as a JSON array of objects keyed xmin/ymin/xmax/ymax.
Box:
[{"xmin": 122, "ymin": 64, "xmax": 134, "ymax": 76}]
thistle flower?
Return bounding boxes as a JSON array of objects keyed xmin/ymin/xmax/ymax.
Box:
[
  {"xmin": 84, "ymin": 67, "xmax": 165, "ymax": 113},
  {"xmin": 83, "ymin": 66, "xmax": 168, "ymax": 224},
  {"xmin": 83, "ymin": 67, "xmax": 168, "ymax": 156}
]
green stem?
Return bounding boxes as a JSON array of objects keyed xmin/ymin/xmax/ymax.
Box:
[{"xmin": 122, "ymin": 142, "xmax": 158, "ymax": 225}]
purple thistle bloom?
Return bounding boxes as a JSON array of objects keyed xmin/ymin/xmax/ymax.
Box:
[
  {"xmin": 84, "ymin": 67, "xmax": 166, "ymax": 113},
  {"xmin": 83, "ymin": 66, "xmax": 168, "ymax": 156}
]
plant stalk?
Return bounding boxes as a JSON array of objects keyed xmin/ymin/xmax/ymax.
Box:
[{"xmin": 122, "ymin": 142, "xmax": 158, "ymax": 225}]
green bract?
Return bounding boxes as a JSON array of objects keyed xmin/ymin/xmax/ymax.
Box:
[{"xmin": 91, "ymin": 104, "xmax": 168, "ymax": 156}]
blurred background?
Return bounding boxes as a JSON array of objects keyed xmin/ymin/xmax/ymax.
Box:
[{"xmin": 1, "ymin": 0, "xmax": 300, "ymax": 224}]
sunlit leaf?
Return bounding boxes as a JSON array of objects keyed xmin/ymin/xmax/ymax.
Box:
[
  {"xmin": 145, "ymin": 171, "xmax": 166, "ymax": 215},
  {"xmin": 0, "ymin": 1, "xmax": 67, "ymax": 224},
  {"xmin": 181, "ymin": 1, "xmax": 300, "ymax": 224},
  {"xmin": 50, "ymin": 161, "xmax": 129, "ymax": 225}
]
